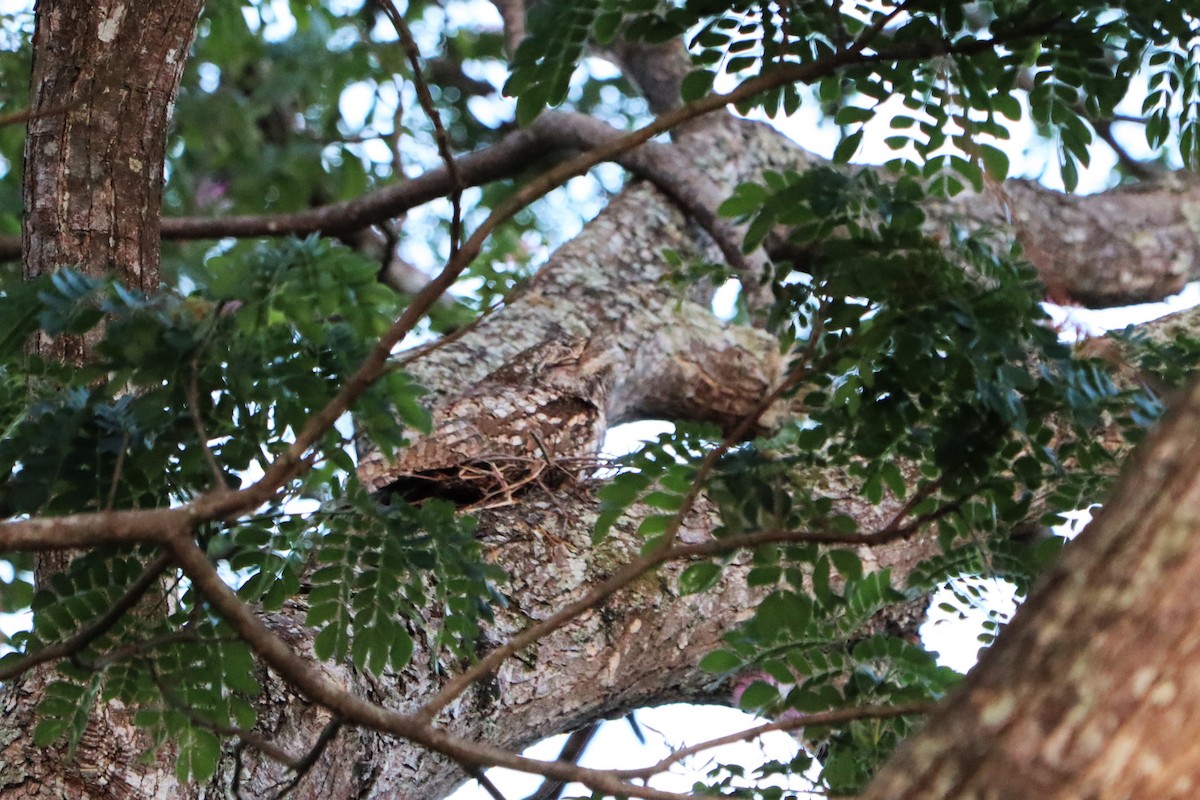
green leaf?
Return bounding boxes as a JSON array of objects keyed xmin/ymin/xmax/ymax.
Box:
[
  {"xmin": 832, "ymin": 130, "xmax": 864, "ymax": 164},
  {"xmin": 681, "ymin": 69, "xmax": 716, "ymax": 103},
  {"xmin": 0, "ymin": 276, "xmax": 48, "ymax": 359},
  {"xmin": 737, "ymin": 680, "xmax": 779, "ymax": 711},
  {"xmin": 827, "ymin": 549, "xmax": 863, "ymax": 580},
  {"xmin": 313, "ymin": 621, "xmax": 346, "ymax": 662},
  {"xmin": 834, "ymin": 106, "xmax": 875, "ymax": 126},
  {"xmin": 177, "ymin": 729, "xmax": 221, "ymax": 783},
  {"xmin": 812, "ymin": 555, "xmax": 835, "ymax": 606},
  {"xmin": 699, "ymin": 649, "xmax": 742, "ymax": 673},
  {"xmin": 679, "ymin": 562, "xmax": 723, "ymax": 595},
  {"xmin": 979, "ymin": 144, "xmax": 1011, "ymax": 180},
  {"xmin": 32, "ymin": 717, "xmax": 69, "ymax": 747},
  {"xmin": 718, "ymin": 181, "xmax": 769, "ymax": 218}
]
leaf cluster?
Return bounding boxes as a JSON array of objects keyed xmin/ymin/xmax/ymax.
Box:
[
  {"xmin": 615, "ymin": 161, "xmax": 1157, "ymax": 792},
  {"xmin": 506, "ymin": 1, "xmax": 1200, "ymax": 190},
  {"xmin": 6, "ymin": 549, "xmax": 259, "ymax": 783},
  {"xmin": 0, "ymin": 238, "xmax": 504, "ymax": 778}
]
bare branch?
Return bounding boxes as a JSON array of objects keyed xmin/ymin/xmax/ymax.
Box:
[
  {"xmin": 469, "ymin": 768, "xmax": 512, "ymax": 800},
  {"xmin": 268, "ymin": 718, "xmax": 343, "ymax": 799},
  {"xmin": 104, "ymin": 431, "xmax": 131, "ymax": 511},
  {"xmin": 376, "ymin": 1, "xmax": 465, "ymax": 255},
  {"xmin": 489, "ymin": 0, "xmax": 526, "ymax": 54},
  {"xmin": 0, "ymin": 508, "xmax": 183, "ymax": 553},
  {"xmin": 0, "ymin": 125, "xmax": 539, "ymax": 261},
  {"xmin": 524, "ymin": 722, "xmax": 600, "ymax": 800},
  {"xmin": 610, "ymin": 702, "xmax": 932, "ymax": 781},
  {"xmin": 0, "ymin": 99, "xmax": 82, "ymax": 128},
  {"xmin": 188, "ymin": 355, "xmax": 227, "ymax": 488}
]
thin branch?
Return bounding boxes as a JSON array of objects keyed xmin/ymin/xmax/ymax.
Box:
[
  {"xmin": 0, "ymin": 124, "xmax": 540, "ymax": 260},
  {"xmin": 1009, "ymin": 70, "xmax": 1162, "ymax": 181},
  {"xmin": 0, "ymin": 98, "xmax": 82, "ymax": 128},
  {"xmin": 528, "ymin": 111, "xmax": 761, "ymax": 281},
  {"xmin": 376, "ymin": 1, "xmax": 465, "ymax": 255},
  {"xmin": 610, "ymin": 702, "xmax": 932, "ymax": 781},
  {"xmin": 524, "ymin": 722, "xmax": 600, "ymax": 800},
  {"xmin": 845, "ymin": 0, "xmax": 913, "ymax": 56},
  {"xmin": 875, "ymin": 477, "xmax": 944, "ymax": 537},
  {"xmin": 469, "ymin": 768, "xmax": 512, "ymax": 800},
  {"xmin": 152, "ymin": 666, "xmax": 304, "ymax": 770},
  {"xmin": 663, "ymin": 496, "xmax": 967, "ymax": 562},
  {"xmin": 269, "ymin": 718, "xmax": 343, "ymax": 799},
  {"xmin": 389, "ymin": 76, "xmax": 406, "ymax": 178},
  {"xmin": 1093, "ymin": 116, "xmax": 1162, "ymax": 180},
  {"xmin": 489, "ymin": 0, "xmax": 526, "ymax": 55},
  {"xmin": 187, "ymin": 355, "xmax": 226, "ymax": 488},
  {"xmin": 0, "ymin": 550, "xmax": 173, "ymax": 681},
  {"xmin": 104, "ymin": 430, "xmax": 131, "ymax": 511}
]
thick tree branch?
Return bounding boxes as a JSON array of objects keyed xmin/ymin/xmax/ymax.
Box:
[
  {"xmin": 195, "ymin": 47, "xmax": 898, "ymax": 521},
  {"xmin": 0, "ymin": 508, "xmax": 182, "ymax": 552},
  {"xmin": 935, "ymin": 175, "xmax": 1200, "ymax": 307},
  {"xmin": 6, "ymin": 114, "xmax": 1193, "ymax": 313}
]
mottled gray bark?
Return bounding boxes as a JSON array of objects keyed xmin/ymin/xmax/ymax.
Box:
[
  {"xmin": 207, "ymin": 480, "xmax": 942, "ymax": 800},
  {"xmin": 929, "ymin": 175, "xmax": 1200, "ymax": 308}
]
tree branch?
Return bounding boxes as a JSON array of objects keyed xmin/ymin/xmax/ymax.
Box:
[
  {"xmin": 609, "ymin": 702, "xmax": 932, "ymax": 781},
  {"xmin": 376, "ymin": 1, "xmax": 465, "ymax": 255},
  {"xmin": 0, "ymin": 508, "xmax": 182, "ymax": 553}
]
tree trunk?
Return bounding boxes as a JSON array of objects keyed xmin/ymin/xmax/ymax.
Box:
[{"xmin": 22, "ymin": 0, "xmax": 203, "ymax": 363}]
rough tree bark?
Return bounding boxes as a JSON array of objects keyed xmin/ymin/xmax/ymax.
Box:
[
  {"xmin": 22, "ymin": 0, "xmax": 204, "ymax": 364},
  {"xmin": 7, "ymin": 4, "xmax": 1200, "ymax": 800}
]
